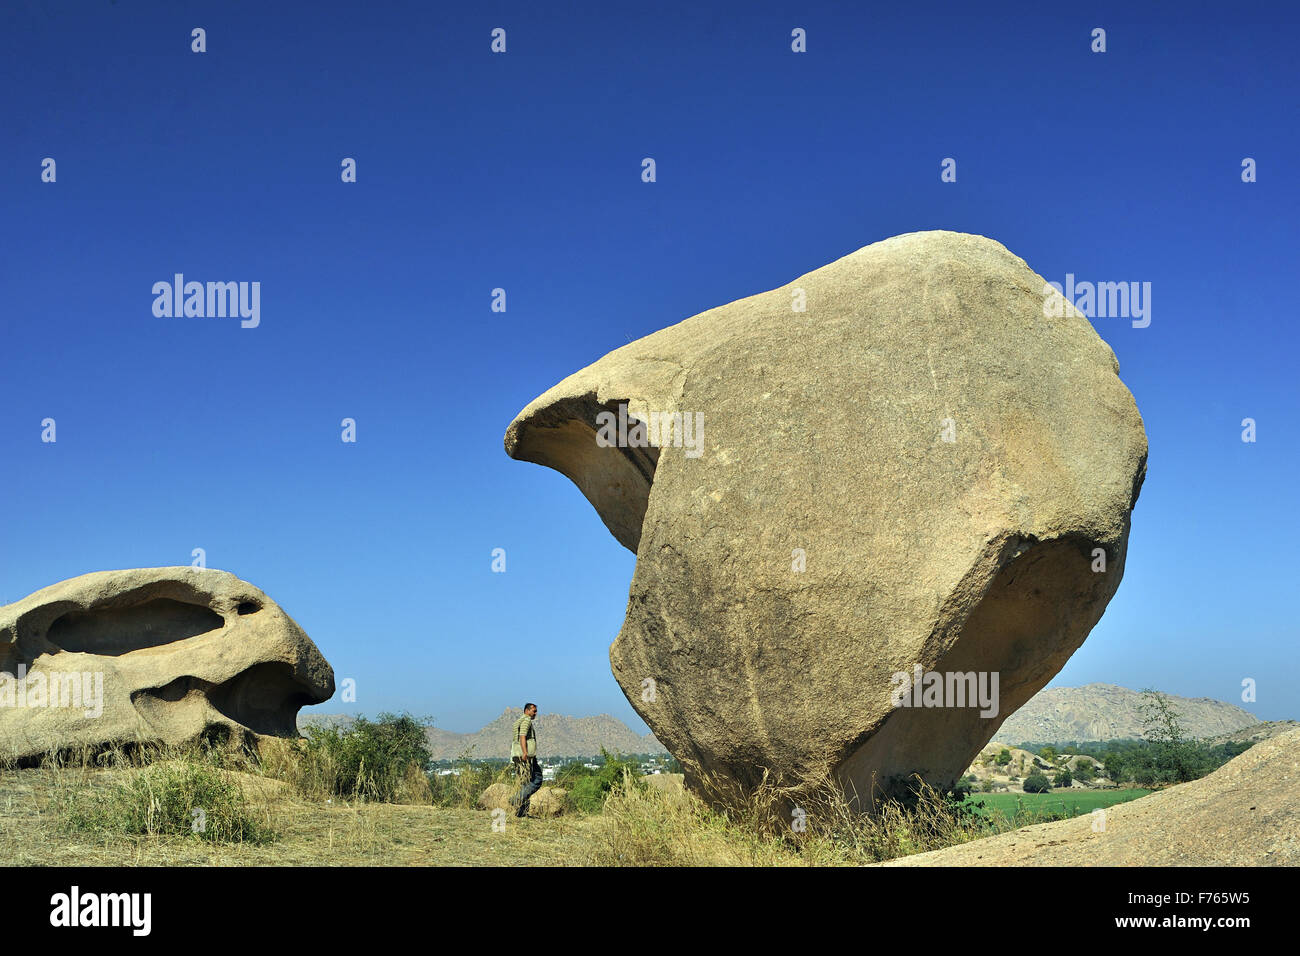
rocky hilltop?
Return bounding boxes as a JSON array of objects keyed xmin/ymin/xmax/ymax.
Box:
[
  {"xmin": 993, "ymin": 683, "xmax": 1259, "ymax": 744},
  {"xmin": 1203, "ymin": 719, "xmax": 1300, "ymax": 746}
]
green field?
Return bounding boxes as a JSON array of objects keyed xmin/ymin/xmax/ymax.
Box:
[{"xmin": 968, "ymin": 789, "xmax": 1151, "ymax": 823}]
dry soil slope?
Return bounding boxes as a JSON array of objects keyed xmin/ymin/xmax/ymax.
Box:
[{"xmin": 882, "ymin": 727, "xmax": 1300, "ymax": 866}]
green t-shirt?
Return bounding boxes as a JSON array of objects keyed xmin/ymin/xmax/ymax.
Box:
[{"xmin": 511, "ymin": 714, "xmax": 537, "ymax": 759}]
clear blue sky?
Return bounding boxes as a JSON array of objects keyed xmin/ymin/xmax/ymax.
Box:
[{"xmin": 2, "ymin": 1, "xmax": 1295, "ymax": 734}]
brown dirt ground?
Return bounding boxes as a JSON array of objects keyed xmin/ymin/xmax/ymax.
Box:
[{"xmin": 881, "ymin": 728, "xmax": 1300, "ymax": 866}]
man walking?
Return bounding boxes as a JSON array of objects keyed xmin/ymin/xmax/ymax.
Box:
[{"xmin": 510, "ymin": 702, "xmax": 543, "ymax": 817}]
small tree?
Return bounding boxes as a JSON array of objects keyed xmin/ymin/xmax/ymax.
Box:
[
  {"xmin": 995, "ymin": 748, "xmax": 1012, "ymax": 767},
  {"xmin": 1023, "ymin": 772, "xmax": 1051, "ymax": 794},
  {"xmin": 1052, "ymin": 769, "xmax": 1073, "ymax": 788},
  {"xmin": 1102, "ymin": 751, "xmax": 1127, "ymax": 784},
  {"xmin": 1139, "ymin": 688, "xmax": 1203, "ymax": 783},
  {"xmin": 1039, "ymin": 746, "xmax": 1058, "ymax": 763}
]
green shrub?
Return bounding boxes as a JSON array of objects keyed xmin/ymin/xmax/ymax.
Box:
[
  {"xmin": 1053, "ymin": 769, "xmax": 1073, "ymax": 788},
  {"xmin": 995, "ymin": 748, "xmax": 1012, "ymax": 766},
  {"xmin": 63, "ymin": 757, "xmax": 273, "ymax": 844},
  {"xmin": 1022, "ymin": 772, "xmax": 1051, "ymax": 794},
  {"xmin": 557, "ymin": 749, "xmax": 645, "ymax": 813},
  {"xmin": 296, "ymin": 712, "xmax": 432, "ymax": 802}
]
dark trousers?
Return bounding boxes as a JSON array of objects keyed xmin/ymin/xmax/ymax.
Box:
[{"xmin": 512, "ymin": 757, "xmax": 543, "ymax": 816}]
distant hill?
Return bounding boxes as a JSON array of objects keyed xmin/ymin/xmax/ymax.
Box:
[
  {"xmin": 993, "ymin": 683, "xmax": 1261, "ymax": 745},
  {"xmin": 299, "ymin": 685, "xmax": 1273, "ymax": 758},
  {"xmin": 425, "ymin": 709, "xmax": 667, "ymax": 760},
  {"xmin": 1202, "ymin": 720, "xmax": 1300, "ymax": 747},
  {"xmin": 298, "ymin": 709, "xmax": 667, "ymax": 760}
]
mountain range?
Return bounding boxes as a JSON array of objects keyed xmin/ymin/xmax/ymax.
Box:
[
  {"xmin": 991, "ymin": 683, "xmax": 1261, "ymax": 745},
  {"xmin": 298, "ymin": 708, "xmax": 666, "ymax": 760},
  {"xmin": 300, "ymin": 684, "xmax": 1277, "ymax": 760}
]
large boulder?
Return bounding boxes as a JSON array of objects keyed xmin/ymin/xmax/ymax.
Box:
[
  {"xmin": 0, "ymin": 567, "xmax": 334, "ymax": 761},
  {"xmin": 505, "ymin": 231, "xmax": 1147, "ymax": 809}
]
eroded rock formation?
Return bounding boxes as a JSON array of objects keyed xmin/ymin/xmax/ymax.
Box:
[
  {"xmin": 506, "ymin": 231, "xmax": 1147, "ymax": 809},
  {"xmin": 0, "ymin": 567, "xmax": 334, "ymax": 760}
]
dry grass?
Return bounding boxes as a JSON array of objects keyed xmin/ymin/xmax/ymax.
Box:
[
  {"xmin": 1, "ymin": 763, "xmax": 589, "ymax": 866},
  {"xmin": 58, "ymin": 756, "xmax": 276, "ymax": 844},
  {"xmin": 0, "ymin": 744, "xmax": 1017, "ymax": 867},
  {"xmin": 583, "ymin": 770, "xmax": 801, "ymax": 865},
  {"xmin": 585, "ymin": 766, "xmax": 1008, "ymax": 865}
]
